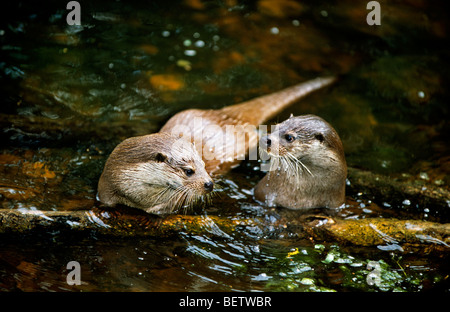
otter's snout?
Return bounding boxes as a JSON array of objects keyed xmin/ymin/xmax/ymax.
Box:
[{"xmin": 204, "ymin": 180, "xmax": 214, "ymax": 192}]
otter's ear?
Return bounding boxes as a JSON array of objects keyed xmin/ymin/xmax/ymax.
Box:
[
  {"xmin": 314, "ymin": 133, "xmax": 325, "ymax": 142},
  {"xmin": 154, "ymin": 152, "xmax": 167, "ymax": 163}
]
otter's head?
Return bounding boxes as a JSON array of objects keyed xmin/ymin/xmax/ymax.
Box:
[
  {"xmin": 256, "ymin": 114, "xmax": 347, "ymax": 209},
  {"xmin": 97, "ymin": 133, "xmax": 214, "ymax": 214},
  {"xmin": 259, "ymin": 114, "xmax": 346, "ymax": 177}
]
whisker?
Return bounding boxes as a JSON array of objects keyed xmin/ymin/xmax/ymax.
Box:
[
  {"xmin": 153, "ymin": 186, "xmax": 172, "ymax": 204},
  {"xmin": 285, "ymin": 152, "xmax": 314, "ymax": 177},
  {"xmin": 269, "ymin": 154, "xmax": 281, "ymax": 172},
  {"xmin": 212, "ymin": 189, "xmax": 222, "ymax": 199},
  {"xmin": 169, "ymin": 185, "xmax": 190, "ymax": 213},
  {"xmin": 177, "ymin": 189, "xmax": 189, "ymax": 214},
  {"xmin": 285, "ymin": 155, "xmax": 300, "ymax": 181}
]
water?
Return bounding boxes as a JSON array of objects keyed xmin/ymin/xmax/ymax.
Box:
[{"xmin": 0, "ymin": 0, "xmax": 449, "ymax": 291}]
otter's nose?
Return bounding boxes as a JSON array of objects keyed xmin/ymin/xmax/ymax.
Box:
[
  {"xmin": 260, "ymin": 136, "xmax": 271, "ymax": 149},
  {"xmin": 204, "ymin": 181, "xmax": 214, "ymax": 192}
]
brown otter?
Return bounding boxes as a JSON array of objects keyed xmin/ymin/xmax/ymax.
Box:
[
  {"xmin": 97, "ymin": 133, "xmax": 214, "ymax": 214},
  {"xmin": 254, "ymin": 114, "xmax": 347, "ymax": 209},
  {"xmin": 98, "ymin": 77, "xmax": 335, "ymax": 213},
  {"xmin": 160, "ymin": 77, "xmax": 336, "ymax": 175}
]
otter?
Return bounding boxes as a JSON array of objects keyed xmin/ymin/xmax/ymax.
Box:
[
  {"xmin": 97, "ymin": 133, "xmax": 214, "ymax": 214},
  {"xmin": 254, "ymin": 114, "xmax": 347, "ymax": 209},
  {"xmin": 160, "ymin": 77, "xmax": 336, "ymax": 175},
  {"xmin": 98, "ymin": 77, "xmax": 336, "ymax": 213}
]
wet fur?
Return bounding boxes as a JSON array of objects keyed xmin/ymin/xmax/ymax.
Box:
[
  {"xmin": 98, "ymin": 133, "xmax": 214, "ymax": 214},
  {"xmin": 254, "ymin": 115, "xmax": 347, "ymax": 209},
  {"xmin": 160, "ymin": 77, "xmax": 336, "ymax": 175}
]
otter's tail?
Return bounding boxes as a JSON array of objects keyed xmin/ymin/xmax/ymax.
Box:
[{"xmin": 220, "ymin": 76, "xmax": 336, "ymax": 125}]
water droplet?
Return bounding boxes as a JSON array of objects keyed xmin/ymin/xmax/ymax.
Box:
[
  {"xmin": 194, "ymin": 40, "xmax": 205, "ymax": 48},
  {"xmin": 300, "ymin": 278, "xmax": 315, "ymax": 285},
  {"xmin": 402, "ymin": 199, "xmax": 411, "ymax": 206},
  {"xmin": 253, "ymin": 273, "xmax": 271, "ymax": 281},
  {"xmin": 270, "ymin": 27, "xmax": 279, "ymax": 35},
  {"xmin": 161, "ymin": 30, "xmax": 170, "ymax": 37},
  {"xmin": 417, "ymin": 91, "xmax": 425, "ymax": 98},
  {"xmin": 184, "ymin": 49, "xmax": 197, "ymax": 56}
]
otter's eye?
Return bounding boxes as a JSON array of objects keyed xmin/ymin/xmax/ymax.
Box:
[
  {"xmin": 184, "ymin": 168, "xmax": 195, "ymax": 177},
  {"xmin": 284, "ymin": 134, "xmax": 295, "ymax": 143}
]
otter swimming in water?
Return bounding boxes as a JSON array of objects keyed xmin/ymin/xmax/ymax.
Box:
[
  {"xmin": 97, "ymin": 133, "xmax": 214, "ymax": 214},
  {"xmin": 254, "ymin": 114, "xmax": 347, "ymax": 209}
]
